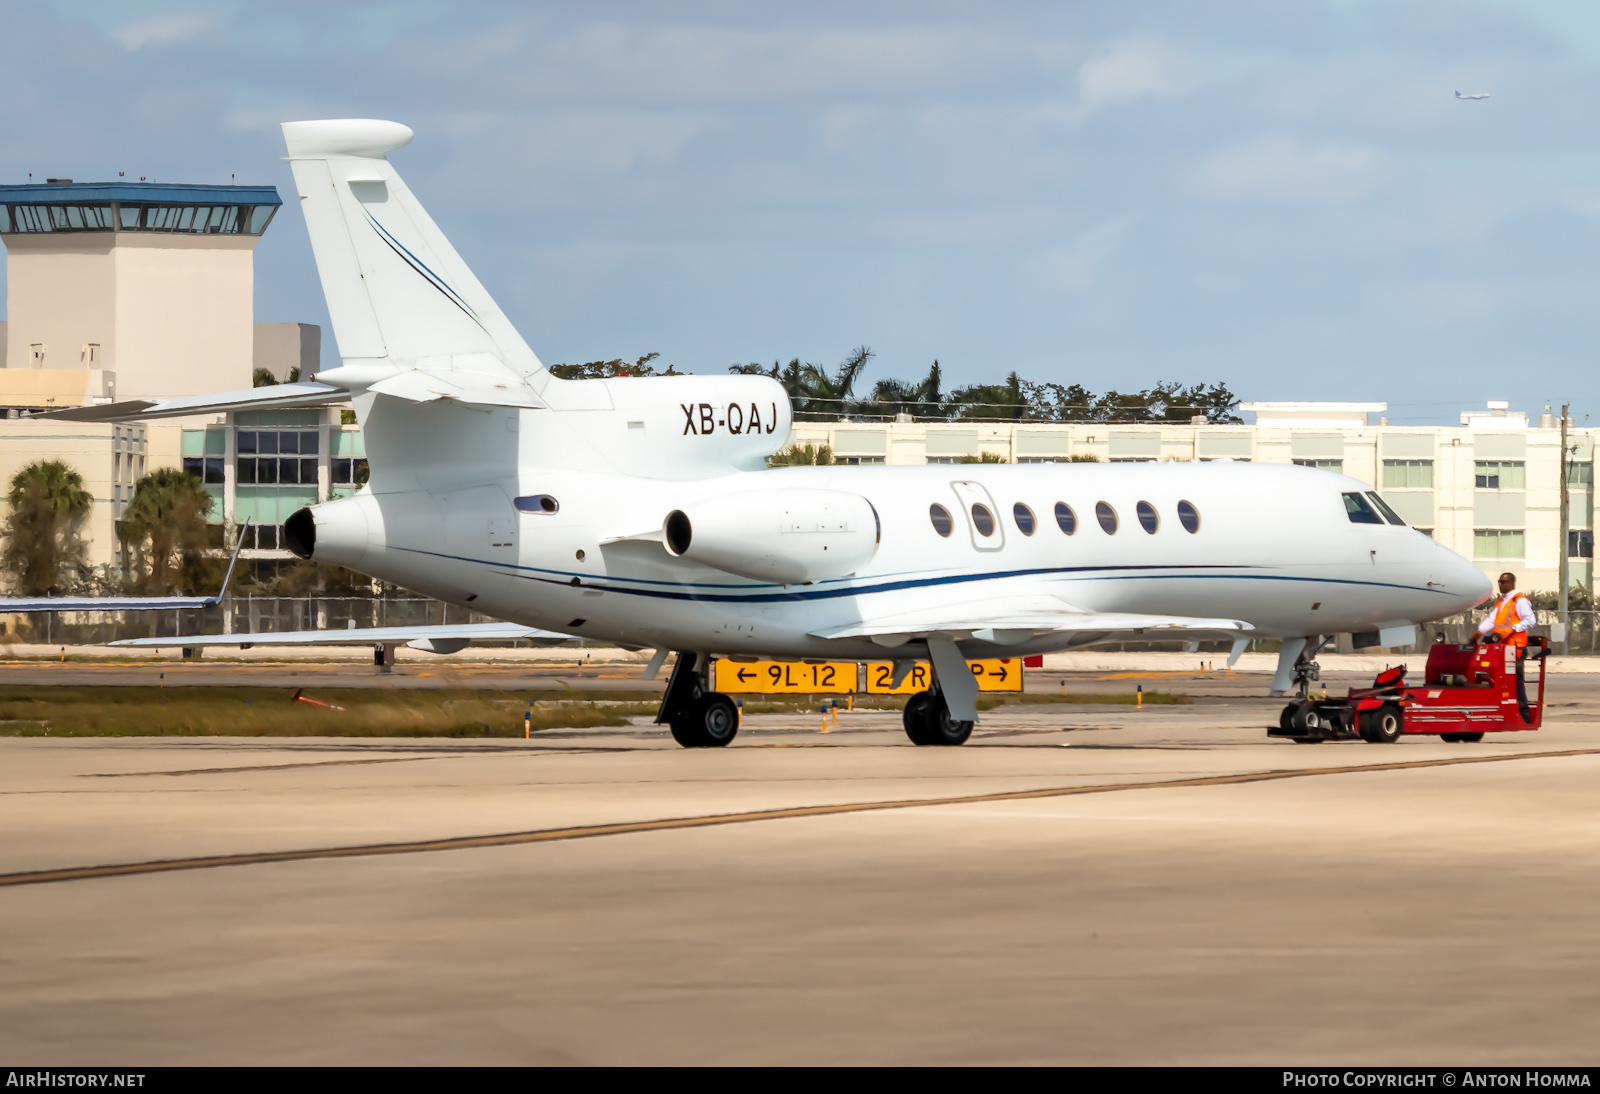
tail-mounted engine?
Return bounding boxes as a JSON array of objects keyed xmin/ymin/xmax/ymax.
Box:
[{"xmin": 662, "ymin": 489, "xmax": 879, "ymax": 584}]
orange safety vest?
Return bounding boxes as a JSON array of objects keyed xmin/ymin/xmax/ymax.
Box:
[{"xmin": 1491, "ymin": 593, "xmax": 1532, "ymax": 647}]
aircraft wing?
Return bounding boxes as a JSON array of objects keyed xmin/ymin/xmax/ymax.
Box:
[
  {"xmin": 110, "ymin": 621, "xmax": 571, "ymax": 654},
  {"xmin": 0, "ymin": 595, "xmax": 222, "ymax": 611},
  {"xmin": 36, "ymin": 381, "xmax": 350, "ymax": 423},
  {"xmin": 809, "ymin": 594, "xmax": 1252, "ymax": 644}
]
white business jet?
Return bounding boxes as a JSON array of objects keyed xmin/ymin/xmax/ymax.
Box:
[{"xmin": 54, "ymin": 119, "xmax": 1493, "ymax": 747}]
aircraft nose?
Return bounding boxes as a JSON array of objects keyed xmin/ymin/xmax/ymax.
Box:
[{"xmin": 1445, "ymin": 552, "xmax": 1494, "ymax": 613}]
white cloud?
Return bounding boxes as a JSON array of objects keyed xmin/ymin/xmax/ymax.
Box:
[
  {"xmin": 113, "ymin": 11, "xmax": 213, "ymax": 51},
  {"xmin": 1077, "ymin": 40, "xmax": 1187, "ymax": 112},
  {"xmin": 1198, "ymin": 138, "xmax": 1380, "ymax": 204}
]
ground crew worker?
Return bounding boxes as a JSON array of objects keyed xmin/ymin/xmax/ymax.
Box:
[
  {"xmin": 1472, "ymin": 571, "xmax": 1536, "ymax": 723},
  {"xmin": 1471, "ymin": 572, "xmax": 1535, "ymax": 646}
]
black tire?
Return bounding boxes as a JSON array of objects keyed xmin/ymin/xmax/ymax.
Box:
[
  {"xmin": 1291, "ymin": 703, "xmax": 1323, "ymax": 735},
  {"xmin": 903, "ymin": 691, "xmax": 973, "ymax": 746},
  {"xmin": 670, "ymin": 693, "xmax": 739, "ymax": 748},
  {"xmin": 903, "ymin": 692, "xmax": 936, "ymax": 745},
  {"xmin": 1358, "ymin": 704, "xmax": 1404, "ymax": 744},
  {"xmin": 1458, "ymin": 731, "xmax": 1484, "ymax": 743},
  {"xmin": 1440, "ymin": 733, "xmax": 1463, "ymax": 743},
  {"xmin": 1279, "ymin": 704, "xmax": 1299, "ymax": 733},
  {"xmin": 1292, "ymin": 737, "xmax": 1325, "ymax": 744}
]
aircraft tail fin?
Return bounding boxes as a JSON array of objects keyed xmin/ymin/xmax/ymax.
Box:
[{"xmin": 281, "ymin": 120, "xmax": 546, "ymax": 387}]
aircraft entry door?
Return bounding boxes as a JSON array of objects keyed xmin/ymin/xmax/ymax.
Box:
[{"xmin": 949, "ymin": 480, "xmax": 1006, "ymax": 552}]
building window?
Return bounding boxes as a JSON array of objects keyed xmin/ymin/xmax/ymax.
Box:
[
  {"xmin": 1414, "ymin": 528, "xmax": 1434, "ymax": 539},
  {"xmin": 1475, "ymin": 461, "xmax": 1525, "ymax": 490},
  {"xmin": 181, "ymin": 456, "xmax": 224, "ymax": 485},
  {"xmin": 1570, "ymin": 530, "xmax": 1594, "ymax": 559},
  {"xmin": 1568, "ymin": 462, "xmax": 1594, "ymax": 488},
  {"xmin": 925, "ymin": 456, "xmax": 969, "ymax": 465},
  {"xmin": 834, "ymin": 456, "xmax": 885, "ymax": 465},
  {"xmin": 1383, "ymin": 460, "xmax": 1433, "ymax": 488},
  {"xmin": 1474, "ymin": 529, "xmax": 1525, "ymax": 558},
  {"xmin": 1109, "ymin": 457, "xmax": 1155, "ymax": 463},
  {"xmin": 330, "ymin": 458, "xmax": 370, "ymax": 486},
  {"xmin": 1294, "ymin": 459, "xmax": 1344, "ymax": 472},
  {"xmin": 238, "ymin": 430, "xmax": 318, "ymax": 487}
]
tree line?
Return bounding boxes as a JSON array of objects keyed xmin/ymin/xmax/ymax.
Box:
[
  {"xmin": 0, "ymin": 460, "xmax": 370, "ymax": 600},
  {"xmin": 730, "ymin": 347, "xmax": 1243, "ymax": 424}
]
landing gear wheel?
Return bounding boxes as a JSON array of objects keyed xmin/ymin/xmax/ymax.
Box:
[
  {"xmin": 1441, "ymin": 731, "xmax": 1483, "ymax": 743},
  {"xmin": 1279, "ymin": 704, "xmax": 1299, "ymax": 734},
  {"xmin": 903, "ymin": 691, "xmax": 973, "ymax": 746},
  {"xmin": 903, "ymin": 692, "xmax": 937, "ymax": 745},
  {"xmin": 1358, "ymin": 704, "xmax": 1404, "ymax": 744},
  {"xmin": 670, "ymin": 693, "xmax": 739, "ymax": 748}
]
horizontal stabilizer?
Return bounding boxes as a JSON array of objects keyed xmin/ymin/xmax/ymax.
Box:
[
  {"xmin": 110, "ymin": 621, "xmax": 569, "ymax": 651},
  {"xmin": 0, "ymin": 595, "xmax": 221, "ymax": 612},
  {"xmin": 39, "ymin": 382, "xmax": 349, "ymax": 423}
]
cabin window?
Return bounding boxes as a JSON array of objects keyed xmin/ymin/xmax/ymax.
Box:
[
  {"xmin": 929, "ymin": 503, "xmax": 953, "ymax": 537},
  {"xmin": 1136, "ymin": 501, "xmax": 1159, "ymax": 533},
  {"xmin": 1013, "ymin": 503, "xmax": 1036, "ymax": 535},
  {"xmin": 970, "ymin": 503, "xmax": 996, "ymax": 537},
  {"xmin": 1095, "ymin": 502, "xmax": 1118, "ymax": 534},
  {"xmin": 1342, "ymin": 492, "xmax": 1384, "ymax": 525},
  {"xmin": 1365, "ymin": 492, "xmax": 1407, "ymax": 527},
  {"xmin": 1054, "ymin": 502, "xmax": 1077, "ymax": 535},
  {"xmin": 1177, "ymin": 500, "xmax": 1200, "ymax": 533}
]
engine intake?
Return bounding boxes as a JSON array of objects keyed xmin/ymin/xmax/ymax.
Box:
[{"xmin": 662, "ymin": 489, "xmax": 878, "ymax": 585}]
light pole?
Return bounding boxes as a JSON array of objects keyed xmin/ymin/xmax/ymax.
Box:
[{"xmin": 1559, "ymin": 401, "xmax": 1571, "ymax": 655}]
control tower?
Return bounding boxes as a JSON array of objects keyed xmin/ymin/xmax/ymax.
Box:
[{"xmin": 0, "ymin": 181, "xmax": 282, "ymax": 408}]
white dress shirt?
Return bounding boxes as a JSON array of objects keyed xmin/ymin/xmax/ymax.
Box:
[{"xmin": 1477, "ymin": 589, "xmax": 1537, "ymax": 635}]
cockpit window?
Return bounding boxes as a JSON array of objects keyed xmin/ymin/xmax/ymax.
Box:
[
  {"xmin": 1365, "ymin": 492, "xmax": 1407, "ymax": 527},
  {"xmin": 1342, "ymin": 492, "xmax": 1384, "ymax": 525}
]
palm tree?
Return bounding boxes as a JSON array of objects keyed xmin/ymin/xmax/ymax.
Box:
[
  {"xmin": 767, "ymin": 443, "xmax": 835, "ymax": 467},
  {"xmin": 866, "ymin": 360, "xmax": 944, "ymax": 420},
  {"xmin": 120, "ymin": 468, "xmax": 218, "ymax": 594},
  {"xmin": 2, "ymin": 460, "xmax": 92, "ymax": 595},
  {"xmin": 731, "ymin": 347, "xmax": 875, "ymax": 421}
]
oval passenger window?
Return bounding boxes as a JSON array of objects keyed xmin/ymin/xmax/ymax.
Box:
[
  {"xmin": 1013, "ymin": 503, "xmax": 1036, "ymax": 535},
  {"xmin": 1136, "ymin": 501, "xmax": 1159, "ymax": 534},
  {"xmin": 929, "ymin": 503, "xmax": 954, "ymax": 537},
  {"xmin": 1177, "ymin": 500, "xmax": 1200, "ymax": 533},
  {"xmin": 971, "ymin": 503, "xmax": 995, "ymax": 537},
  {"xmin": 1054, "ymin": 502, "xmax": 1077, "ymax": 535},
  {"xmin": 1095, "ymin": 502, "xmax": 1118, "ymax": 534}
]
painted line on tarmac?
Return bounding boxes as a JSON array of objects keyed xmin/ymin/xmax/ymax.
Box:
[
  {"xmin": 3, "ymin": 746, "xmax": 1598, "ymax": 889},
  {"xmin": 83, "ymin": 756, "xmax": 439, "ymax": 778}
]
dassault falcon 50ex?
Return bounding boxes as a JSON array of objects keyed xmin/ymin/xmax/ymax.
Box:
[{"xmin": 55, "ymin": 118, "xmax": 1494, "ymax": 747}]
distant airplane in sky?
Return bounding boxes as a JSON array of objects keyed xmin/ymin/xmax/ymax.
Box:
[{"xmin": 1455, "ymin": 91, "xmax": 1490, "ymax": 100}]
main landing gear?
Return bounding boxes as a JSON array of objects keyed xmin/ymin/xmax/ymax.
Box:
[
  {"xmin": 903, "ymin": 690, "xmax": 973, "ymax": 746},
  {"xmin": 656, "ymin": 651, "xmax": 739, "ymax": 748}
]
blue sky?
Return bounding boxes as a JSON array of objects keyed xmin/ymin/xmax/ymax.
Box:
[{"xmin": 7, "ymin": 1, "xmax": 1600, "ymax": 424}]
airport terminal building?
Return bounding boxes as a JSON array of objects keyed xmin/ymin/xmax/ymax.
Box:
[{"xmin": 0, "ymin": 179, "xmax": 1592, "ymax": 596}]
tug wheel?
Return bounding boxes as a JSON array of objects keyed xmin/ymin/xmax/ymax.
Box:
[
  {"xmin": 1358, "ymin": 704, "xmax": 1404, "ymax": 744},
  {"xmin": 1442, "ymin": 731, "xmax": 1484, "ymax": 743}
]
